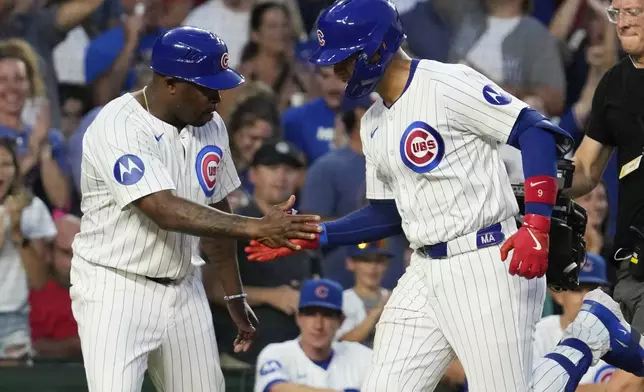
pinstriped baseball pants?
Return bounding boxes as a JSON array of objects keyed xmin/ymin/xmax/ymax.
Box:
[
  {"xmin": 362, "ymin": 246, "xmax": 548, "ymax": 392},
  {"xmin": 69, "ymin": 258, "xmax": 224, "ymax": 392}
]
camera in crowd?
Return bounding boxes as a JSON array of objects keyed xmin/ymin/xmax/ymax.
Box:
[{"xmin": 512, "ymin": 159, "xmax": 588, "ymax": 292}]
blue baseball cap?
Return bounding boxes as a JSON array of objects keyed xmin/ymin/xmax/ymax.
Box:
[
  {"xmin": 346, "ymin": 241, "xmax": 394, "ymax": 260},
  {"xmin": 298, "ymin": 278, "xmax": 343, "ymax": 313},
  {"xmin": 579, "ymin": 253, "xmax": 610, "ymax": 286}
]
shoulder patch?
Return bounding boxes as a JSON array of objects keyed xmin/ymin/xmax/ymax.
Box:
[
  {"xmin": 259, "ymin": 360, "xmax": 283, "ymax": 376},
  {"xmin": 113, "ymin": 154, "xmax": 145, "ymax": 185},
  {"xmin": 482, "ymin": 84, "xmax": 512, "ymax": 106}
]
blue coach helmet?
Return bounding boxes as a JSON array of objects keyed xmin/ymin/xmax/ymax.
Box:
[
  {"xmin": 309, "ymin": 0, "xmax": 405, "ymax": 99},
  {"xmin": 150, "ymin": 26, "xmax": 244, "ymax": 90}
]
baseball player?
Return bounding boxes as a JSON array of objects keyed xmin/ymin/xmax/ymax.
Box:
[
  {"xmin": 245, "ymin": 0, "xmax": 644, "ymax": 391},
  {"xmin": 254, "ymin": 278, "xmax": 372, "ymax": 392},
  {"xmin": 70, "ymin": 26, "xmax": 321, "ymax": 392}
]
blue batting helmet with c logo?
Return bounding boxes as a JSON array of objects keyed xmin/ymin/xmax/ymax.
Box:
[
  {"xmin": 308, "ymin": 0, "xmax": 406, "ymax": 99},
  {"xmin": 150, "ymin": 26, "xmax": 244, "ymax": 90}
]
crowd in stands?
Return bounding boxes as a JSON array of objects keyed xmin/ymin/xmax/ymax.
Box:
[{"xmin": 0, "ymin": 0, "xmax": 622, "ymax": 389}]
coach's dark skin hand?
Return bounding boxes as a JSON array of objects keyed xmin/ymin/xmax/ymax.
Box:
[
  {"xmin": 254, "ymin": 195, "xmax": 322, "ymax": 250},
  {"xmin": 227, "ymin": 298, "xmax": 259, "ymax": 353}
]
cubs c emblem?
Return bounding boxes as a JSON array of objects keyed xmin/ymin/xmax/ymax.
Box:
[
  {"xmin": 400, "ymin": 121, "xmax": 445, "ymax": 173},
  {"xmin": 483, "ymin": 84, "xmax": 512, "ymax": 106},
  {"xmin": 593, "ymin": 364, "xmax": 615, "ymax": 383},
  {"xmin": 221, "ymin": 52, "xmax": 229, "ymax": 69},
  {"xmin": 317, "ymin": 29, "xmax": 325, "ymax": 46},
  {"xmin": 195, "ymin": 146, "xmax": 223, "ymax": 197},
  {"xmin": 315, "ymin": 285, "xmax": 329, "ymax": 299}
]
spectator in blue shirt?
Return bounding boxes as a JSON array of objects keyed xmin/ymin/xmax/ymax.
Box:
[
  {"xmin": 299, "ymin": 103, "xmax": 406, "ymax": 290},
  {"xmin": 282, "ymin": 66, "xmax": 371, "ymax": 165},
  {"xmin": 85, "ymin": 0, "xmax": 164, "ymax": 106}
]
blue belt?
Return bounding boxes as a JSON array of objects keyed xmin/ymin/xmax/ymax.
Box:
[{"xmin": 417, "ymin": 222, "xmax": 504, "ymax": 259}]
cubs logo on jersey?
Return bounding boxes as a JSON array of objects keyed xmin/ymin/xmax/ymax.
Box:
[
  {"xmin": 399, "ymin": 121, "xmax": 445, "ymax": 173},
  {"xmin": 196, "ymin": 145, "xmax": 223, "ymax": 197}
]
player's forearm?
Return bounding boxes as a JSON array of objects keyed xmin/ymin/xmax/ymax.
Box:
[
  {"xmin": 320, "ymin": 200, "xmax": 402, "ymax": 247},
  {"xmin": 202, "ymin": 274, "xmax": 270, "ymax": 307},
  {"xmin": 201, "ymin": 199, "xmax": 244, "ymax": 297},
  {"xmin": 269, "ymin": 383, "xmax": 339, "ymax": 392},
  {"xmin": 32, "ymin": 337, "xmax": 82, "ymax": 358},
  {"xmin": 134, "ymin": 191, "xmax": 260, "ymax": 239}
]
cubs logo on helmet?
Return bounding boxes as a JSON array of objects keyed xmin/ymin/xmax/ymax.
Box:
[
  {"xmin": 221, "ymin": 52, "xmax": 229, "ymax": 69},
  {"xmin": 196, "ymin": 145, "xmax": 223, "ymax": 197},
  {"xmin": 400, "ymin": 121, "xmax": 445, "ymax": 173},
  {"xmin": 317, "ymin": 29, "xmax": 325, "ymax": 46}
]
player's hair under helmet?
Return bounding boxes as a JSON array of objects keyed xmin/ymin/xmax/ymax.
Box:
[
  {"xmin": 309, "ymin": 0, "xmax": 405, "ymax": 99},
  {"xmin": 150, "ymin": 26, "xmax": 244, "ymax": 90}
]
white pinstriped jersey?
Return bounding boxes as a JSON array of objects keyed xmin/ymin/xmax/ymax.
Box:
[
  {"xmin": 361, "ymin": 59, "xmax": 527, "ymax": 249},
  {"xmin": 72, "ymin": 93, "xmax": 240, "ymax": 279}
]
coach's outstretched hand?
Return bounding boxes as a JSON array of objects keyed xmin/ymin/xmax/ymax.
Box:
[
  {"xmin": 254, "ymin": 195, "xmax": 322, "ymax": 250},
  {"xmin": 227, "ymin": 297, "xmax": 259, "ymax": 353},
  {"xmin": 500, "ymin": 214, "xmax": 550, "ymax": 279}
]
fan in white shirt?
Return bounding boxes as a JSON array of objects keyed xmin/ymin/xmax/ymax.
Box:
[
  {"xmin": 336, "ymin": 242, "xmax": 392, "ymax": 348},
  {"xmin": 255, "ymin": 278, "xmax": 372, "ymax": 392},
  {"xmin": 533, "ymin": 253, "xmax": 616, "ymax": 385}
]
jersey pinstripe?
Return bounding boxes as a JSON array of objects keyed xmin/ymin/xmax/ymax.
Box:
[
  {"xmin": 72, "ymin": 93, "xmax": 240, "ymax": 279},
  {"xmin": 361, "ymin": 60, "xmax": 527, "ymax": 249}
]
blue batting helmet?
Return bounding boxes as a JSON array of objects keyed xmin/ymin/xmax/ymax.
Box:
[
  {"xmin": 150, "ymin": 26, "xmax": 244, "ymax": 90},
  {"xmin": 309, "ymin": 0, "xmax": 405, "ymax": 99}
]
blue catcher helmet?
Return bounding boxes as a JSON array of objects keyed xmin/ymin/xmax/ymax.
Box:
[
  {"xmin": 150, "ymin": 26, "xmax": 244, "ymax": 90},
  {"xmin": 309, "ymin": 0, "xmax": 405, "ymax": 99}
]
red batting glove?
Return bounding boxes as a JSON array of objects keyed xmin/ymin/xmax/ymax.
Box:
[
  {"xmin": 245, "ymin": 236, "xmax": 320, "ymax": 262},
  {"xmin": 500, "ymin": 214, "xmax": 550, "ymax": 279}
]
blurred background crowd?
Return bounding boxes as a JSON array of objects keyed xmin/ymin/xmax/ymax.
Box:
[{"xmin": 0, "ymin": 0, "xmax": 624, "ymax": 390}]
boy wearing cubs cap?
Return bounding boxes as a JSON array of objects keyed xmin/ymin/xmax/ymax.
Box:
[
  {"xmin": 336, "ymin": 242, "xmax": 392, "ymax": 348},
  {"xmin": 254, "ymin": 278, "xmax": 372, "ymax": 392}
]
